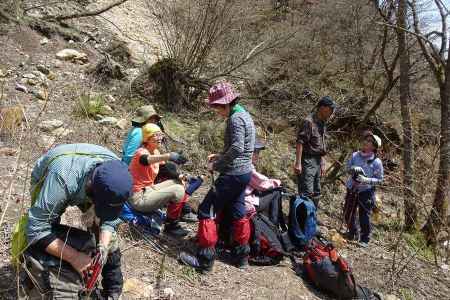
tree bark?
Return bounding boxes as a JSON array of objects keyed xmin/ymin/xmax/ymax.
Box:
[
  {"xmin": 422, "ymin": 57, "xmax": 450, "ymax": 245},
  {"xmin": 397, "ymin": 0, "xmax": 416, "ymax": 231}
]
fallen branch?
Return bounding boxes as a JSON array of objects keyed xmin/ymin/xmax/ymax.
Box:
[{"xmin": 47, "ymin": 0, "xmax": 129, "ymax": 21}]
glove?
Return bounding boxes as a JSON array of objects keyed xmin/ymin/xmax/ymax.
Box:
[
  {"xmin": 169, "ymin": 152, "xmax": 188, "ymax": 165},
  {"xmin": 351, "ymin": 166, "xmax": 365, "ymax": 176},
  {"xmin": 97, "ymin": 243, "xmax": 109, "ymax": 266},
  {"xmin": 356, "ymin": 174, "xmax": 372, "ymax": 184},
  {"xmin": 185, "ymin": 176, "xmax": 204, "ymax": 195}
]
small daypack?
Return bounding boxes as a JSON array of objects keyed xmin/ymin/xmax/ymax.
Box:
[
  {"xmin": 289, "ymin": 195, "xmax": 317, "ymax": 248},
  {"xmin": 249, "ymin": 213, "xmax": 293, "ymax": 266},
  {"xmin": 303, "ymin": 236, "xmax": 357, "ymax": 299}
]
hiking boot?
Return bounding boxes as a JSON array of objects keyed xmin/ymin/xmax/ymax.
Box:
[
  {"xmin": 164, "ymin": 221, "xmax": 189, "ymax": 237},
  {"xmin": 99, "ymin": 291, "xmax": 121, "ymax": 300},
  {"xmin": 232, "ymin": 244, "xmax": 250, "ymax": 270},
  {"xmin": 181, "ymin": 211, "xmax": 198, "ymax": 223},
  {"xmin": 343, "ymin": 232, "xmax": 357, "ymax": 241},
  {"xmin": 236, "ymin": 256, "xmax": 249, "ymax": 269},
  {"xmin": 178, "ymin": 252, "xmax": 213, "ymax": 273},
  {"xmin": 358, "ymin": 241, "xmax": 369, "ymax": 248}
]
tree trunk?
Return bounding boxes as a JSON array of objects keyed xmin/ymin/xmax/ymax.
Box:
[
  {"xmin": 422, "ymin": 74, "xmax": 450, "ymax": 245},
  {"xmin": 397, "ymin": 0, "xmax": 417, "ymax": 231}
]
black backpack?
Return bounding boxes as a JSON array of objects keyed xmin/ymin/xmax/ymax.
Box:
[{"xmin": 249, "ymin": 213, "xmax": 294, "ymax": 266}]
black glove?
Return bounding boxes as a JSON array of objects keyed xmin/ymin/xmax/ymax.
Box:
[{"xmin": 169, "ymin": 152, "xmax": 188, "ymax": 165}]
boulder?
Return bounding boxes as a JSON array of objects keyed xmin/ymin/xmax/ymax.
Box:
[
  {"xmin": 0, "ymin": 147, "xmax": 18, "ymax": 156},
  {"xmin": 123, "ymin": 278, "xmax": 153, "ymax": 299},
  {"xmin": 36, "ymin": 64, "xmax": 50, "ymax": 75},
  {"xmin": 22, "ymin": 73, "xmax": 36, "ymax": 79},
  {"xmin": 15, "ymin": 83, "xmax": 28, "ymax": 93},
  {"xmin": 115, "ymin": 118, "xmax": 128, "ymax": 130},
  {"xmin": 39, "ymin": 119, "xmax": 63, "ymax": 132},
  {"xmin": 56, "ymin": 49, "xmax": 88, "ymax": 63},
  {"xmin": 51, "ymin": 127, "xmax": 72, "ymax": 137},
  {"xmin": 34, "ymin": 89, "xmax": 48, "ymax": 100},
  {"xmin": 162, "ymin": 287, "xmax": 175, "ymax": 299},
  {"xmin": 98, "ymin": 117, "xmax": 118, "ymax": 126},
  {"xmin": 40, "ymin": 37, "xmax": 50, "ymax": 45},
  {"xmin": 38, "ymin": 135, "xmax": 56, "ymax": 149},
  {"xmin": 47, "ymin": 71, "xmax": 57, "ymax": 81}
]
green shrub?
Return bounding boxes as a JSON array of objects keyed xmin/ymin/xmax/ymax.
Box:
[
  {"xmin": 74, "ymin": 94, "xmax": 109, "ymax": 118},
  {"xmin": 403, "ymin": 231, "xmax": 435, "ymax": 261}
]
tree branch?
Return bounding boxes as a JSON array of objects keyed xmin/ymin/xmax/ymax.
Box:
[
  {"xmin": 47, "ymin": 0, "xmax": 129, "ymax": 21},
  {"xmin": 410, "ymin": 0, "xmax": 444, "ymax": 85},
  {"xmin": 434, "ymin": 0, "xmax": 448, "ymax": 58}
]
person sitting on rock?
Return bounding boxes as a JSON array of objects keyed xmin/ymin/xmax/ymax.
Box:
[
  {"xmin": 121, "ymin": 105, "xmax": 198, "ymax": 223},
  {"xmin": 127, "ymin": 123, "xmax": 193, "ymax": 237},
  {"xmin": 122, "ymin": 105, "xmax": 162, "ymax": 165},
  {"xmin": 343, "ymin": 132, "xmax": 384, "ymax": 248},
  {"xmin": 19, "ymin": 143, "xmax": 133, "ymax": 300}
]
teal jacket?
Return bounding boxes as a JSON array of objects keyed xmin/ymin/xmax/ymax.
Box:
[{"xmin": 122, "ymin": 126, "xmax": 142, "ymax": 165}]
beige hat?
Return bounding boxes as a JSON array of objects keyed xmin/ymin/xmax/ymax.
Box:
[{"xmin": 132, "ymin": 105, "xmax": 161, "ymax": 123}]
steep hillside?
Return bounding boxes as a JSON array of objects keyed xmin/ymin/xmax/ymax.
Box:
[{"xmin": 0, "ymin": 1, "xmax": 449, "ymax": 299}]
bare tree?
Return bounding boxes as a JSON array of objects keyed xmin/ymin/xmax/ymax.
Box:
[
  {"xmin": 397, "ymin": 0, "xmax": 417, "ymax": 231},
  {"xmin": 411, "ymin": 0, "xmax": 450, "ymax": 244}
]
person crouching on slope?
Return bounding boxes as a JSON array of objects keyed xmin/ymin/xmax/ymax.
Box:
[
  {"xmin": 128, "ymin": 123, "xmax": 191, "ymax": 237},
  {"xmin": 179, "ymin": 81, "xmax": 256, "ymax": 272},
  {"xmin": 343, "ymin": 132, "xmax": 384, "ymax": 248}
]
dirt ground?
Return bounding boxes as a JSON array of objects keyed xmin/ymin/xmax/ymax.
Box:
[{"xmin": 0, "ymin": 8, "xmax": 449, "ymax": 300}]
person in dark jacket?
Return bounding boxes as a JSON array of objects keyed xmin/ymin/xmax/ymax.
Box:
[
  {"xmin": 293, "ymin": 96, "xmax": 335, "ymax": 209},
  {"xmin": 179, "ymin": 81, "xmax": 256, "ymax": 272}
]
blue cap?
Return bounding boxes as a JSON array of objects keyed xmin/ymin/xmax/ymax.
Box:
[
  {"xmin": 92, "ymin": 160, "xmax": 133, "ymax": 221},
  {"xmin": 317, "ymin": 96, "xmax": 336, "ymax": 110}
]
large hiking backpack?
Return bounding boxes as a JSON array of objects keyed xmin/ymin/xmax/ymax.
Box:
[
  {"xmin": 249, "ymin": 213, "xmax": 293, "ymax": 266},
  {"xmin": 303, "ymin": 236, "xmax": 357, "ymax": 299},
  {"xmin": 289, "ymin": 195, "xmax": 317, "ymax": 248},
  {"xmin": 255, "ymin": 188, "xmax": 287, "ymax": 229},
  {"xmin": 22, "ymin": 225, "xmax": 97, "ymax": 299}
]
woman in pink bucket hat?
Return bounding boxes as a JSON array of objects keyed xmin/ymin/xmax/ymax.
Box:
[{"xmin": 179, "ymin": 81, "xmax": 256, "ymax": 272}]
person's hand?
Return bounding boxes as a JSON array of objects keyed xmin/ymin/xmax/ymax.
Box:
[
  {"xmin": 356, "ymin": 174, "xmax": 371, "ymax": 184},
  {"xmin": 351, "ymin": 166, "xmax": 365, "ymax": 176},
  {"xmin": 207, "ymin": 161, "xmax": 214, "ymax": 172},
  {"xmin": 320, "ymin": 164, "xmax": 326, "ymax": 177},
  {"xmin": 293, "ymin": 162, "xmax": 302, "ymax": 175},
  {"xmin": 70, "ymin": 251, "xmax": 93, "ymax": 275},
  {"xmin": 169, "ymin": 152, "xmax": 188, "ymax": 165},
  {"xmin": 97, "ymin": 243, "xmax": 109, "ymax": 266},
  {"xmin": 273, "ymin": 179, "xmax": 282, "ymax": 187},
  {"xmin": 179, "ymin": 174, "xmax": 188, "ymax": 186},
  {"xmin": 207, "ymin": 154, "xmax": 219, "ymax": 162}
]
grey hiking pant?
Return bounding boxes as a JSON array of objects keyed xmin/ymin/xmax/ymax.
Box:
[{"xmin": 297, "ymin": 155, "xmax": 321, "ymax": 208}]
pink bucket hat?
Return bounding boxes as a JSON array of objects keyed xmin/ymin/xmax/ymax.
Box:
[{"xmin": 207, "ymin": 82, "xmax": 240, "ymax": 106}]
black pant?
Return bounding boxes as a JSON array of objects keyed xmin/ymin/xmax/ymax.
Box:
[{"xmin": 102, "ymin": 249, "xmax": 123, "ymax": 296}]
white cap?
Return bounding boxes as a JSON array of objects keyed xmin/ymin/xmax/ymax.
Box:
[{"xmin": 370, "ymin": 134, "xmax": 382, "ymax": 148}]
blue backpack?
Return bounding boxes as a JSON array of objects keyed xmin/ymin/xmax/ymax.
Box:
[{"xmin": 288, "ymin": 195, "xmax": 317, "ymax": 248}]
